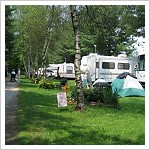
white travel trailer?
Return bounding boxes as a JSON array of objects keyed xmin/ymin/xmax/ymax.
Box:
[
  {"xmin": 46, "ymin": 62, "xmax": 75, "ymax": 79},
  {"xmin": 135, "ymin": 49, "xmax": 145, "ymax": 87},
  {"xmin": 46, "ymin": 64, "xmax": 59, "ymax": 77},
  {"xmin": 80, "ymin": 53, "xmax": 137, "ymax": 84}
]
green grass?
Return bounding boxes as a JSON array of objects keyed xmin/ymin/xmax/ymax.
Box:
[{"xmin": 16, "ymin": 77, "xmax": 145, "ymax": 145}]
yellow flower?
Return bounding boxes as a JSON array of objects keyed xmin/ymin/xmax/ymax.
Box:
[{"xmin": 63, "ymin": 83, "xmax": 70, "ymax": 92}]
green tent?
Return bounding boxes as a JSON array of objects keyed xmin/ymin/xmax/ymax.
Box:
[{"xmin": 111, "ymin": 75, "xmax": 145, "ymax": 97}]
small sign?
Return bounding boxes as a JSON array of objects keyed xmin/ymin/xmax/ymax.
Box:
[{"xmin": 57, "ymin": 92, "xmax": 67, "ymax": 107}]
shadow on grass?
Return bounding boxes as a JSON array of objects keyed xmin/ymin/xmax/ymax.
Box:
[
  {"xmin": 52, "ymin": 129, "xmax": 145, "ymax": 145},
  {"xmin": 18, "ymin": 79, "xmax": 39, "ymax": 88},
  {"xmin": 17, "ymin": 105, "xmax": 145, "ymax": 145},
  {"xmin": 119, "ymin": 97, "xmax": 145, "ymax": 116}
]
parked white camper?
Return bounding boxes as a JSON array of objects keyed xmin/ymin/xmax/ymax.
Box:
[
  {"xmin": 38, "ymin": 68, "xmax": 44, "ymax": 75},
  {"xmin": 46, "ymin": 62, "xmax": 75, "ymax": 79},
  {"xmin": 135, "ymin": 49, "xmax": 145, "ymax": 87},
  {"xmin": 80, "ymin": 53, "xmax": 137, "ymax": 83},
  {"xmin": 46, "ymin": 64, "xmax": 59, "ymax": 77}
]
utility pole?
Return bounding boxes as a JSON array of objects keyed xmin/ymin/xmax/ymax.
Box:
[{"xmin": 94, "ymin": 45, "xmax": 97, "ymax": 53}]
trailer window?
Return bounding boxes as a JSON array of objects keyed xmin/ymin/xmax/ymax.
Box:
[
  {"xmin": 138, "ymin": 55, "xmax": 145, "ymax": 71},
  {"xmin": 66, "ymin": 66, "xmax": 73, "ymax": 74},
  {"xmin": 118, "ymin": 63, "xmax": 130, "ymax": 70},
  {"xmin": 102, "ymin": 62, "xmax": 115, "ymax": 69},
  {"xmin": 96, "ymin": 62, "xmax": 99, "ymax": 68}
]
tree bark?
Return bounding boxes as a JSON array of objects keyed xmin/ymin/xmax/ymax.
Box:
[
  {"xmin": 40, "ymin": 5, "xmax": 54, "ymax": 79},
  {"xmin": 22, "ymin": 56, "xmax": 28, "ymax": 77},
  {"xmin": 70, "ymin": 5, "xmax": 85, "ymax": 111},
  {"xmin": 40, "ymin": 35, "xmax": 49, "ymax": 78},
  {"xmin": 27, "ymin": 55, "xmax": 31, "ymax": 78}
]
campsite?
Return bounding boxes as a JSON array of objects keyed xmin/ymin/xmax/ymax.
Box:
[{"xmin": 4, "ymin": 3, "xmax": 147, "ymax": 147}]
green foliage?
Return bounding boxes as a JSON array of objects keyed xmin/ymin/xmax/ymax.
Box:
[
  {"xmin": 39, "ymin": 79, "xmax": 56, "ymax": 89},
  {"xmin": 84, "ymin": 87, "xmax": 119, "ymax": 108},
  {"xmin": 83, "ymin": 88, "xmax": 103, "ymax": 102},
  {"xmin": 5, "ymin": 6, "xmax": 15, "ymax": 51},
  {"xmin": 60, "ymin": 78, "xmax": 68, "ymax": 86},
  {"xmin": 80, "ymin": 5, "xmax": 144, "ymax": 56},
  {"xmin": 5, "ymin": 6, "xmax": 20, "ymax": 71},
  {"xmin": 71, "ymin": 87, "xmax": 119, "ymax": 108},
  {"xmin": 31, "ymin": 77, "xmax": 41, "ymax": 84},
  {"xmin": 118, "ymin": 5, "xmax": 145, "ymax": 37},
  {"xmin": 101, "ymin": 88, "xmax": 119, "ymax": 107}
]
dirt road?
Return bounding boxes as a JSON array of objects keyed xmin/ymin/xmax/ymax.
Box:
[{"xmin": 5, "ymin": 77, "xmax": 19, "ymax": 145}]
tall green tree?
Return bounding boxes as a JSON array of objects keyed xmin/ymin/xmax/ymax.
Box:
[
  {"xmin": 79, "ymin": 5, "xmax": 145, "ymax": 56},
  {"xmin": 5, "ymin": 5, "xmax": 19, "ymax": 72},
  {"xmin": 70, "ymin": 5, "xmax": 85, "ymax": 111},
  {"xmin": 13, "ymin": 5, "xmax": 50, "ymax": 77},
  {"xmin": 13, "ymin": 5, "xmax": 74, "ymax": 77}
]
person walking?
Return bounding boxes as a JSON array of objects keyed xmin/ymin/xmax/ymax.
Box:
[{"xmin": 10, "ymin": 69, "xmax": 16, "ymax": 82}]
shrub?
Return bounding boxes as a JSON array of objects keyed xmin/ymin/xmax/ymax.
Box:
[
  {"xmin": 31, "ymin": 77, "xmax": 41, "ymax": 84},
  {"xmin": 71, "ymin": 88, "xmax": 101, "ymax": 102},
  {"xmin": 70, "ymin": 89, "xmax": 77, "ymax": 101},
  {"xmin": 60, "ymin": 78, "xmax": 68, "ymax": 86},
  {"xmin": 83, "ymin": 87, "xmax": 104, "ymax": 103},
  {"xmin": 101, "ymin": 88, "xmax": 119, "ymax": 108},
  {"xmin": 71, "ymin": 87, "xmax": 119, "ymax": 108},
  {"xmin": 39, "ymin": 79, "xmax": 56, "ymax": 89}
]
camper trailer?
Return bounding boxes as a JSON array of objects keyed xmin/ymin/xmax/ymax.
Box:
[
  {"xmin": 46, "ymin": 64, "xmax": 59, "ymax": 77},
  {"xmin": 80, "ymin": 53, "xmax": 137, "ymax": 84},
  {"xmin": 46, "ymin": 62, "xmax": 75, "ymax": 79},
  {"xmin": 135, "ymin": 49, "xmax": 145, "ymax": 88}
]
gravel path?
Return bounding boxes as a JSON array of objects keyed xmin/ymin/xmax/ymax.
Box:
[{"xmin": 5, "ymin": 77, "xmax": 19, "ymax": 145}]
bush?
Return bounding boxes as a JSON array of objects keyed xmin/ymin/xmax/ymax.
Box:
[
  {"xmin": 101, "ymin": 88, "xmax": 119, "ymax": 108},
  {"xmin": 71, "ymin": 87, "xmax": 119, "ymax": 108},
  {"xmin": 39, "ymin": 79, "xmax": 56, "ymax": 89},
  {"xmin": 71, "ymin": 88, "xmax": 102, "ymax": 102},
  {"xmin": 70, "ymin": 89, "xmax": 77, "ymax": 101},
  {"xmin": 60, "ymin": 78, "xmax": 68, "ymax": 86},
  {"xmin": 83, "ymin": 88, "xmax": 103, "ymax": 103},
  {"xmin": 31, "ymin": 77, "xmax": 41, "ymax": 84}
]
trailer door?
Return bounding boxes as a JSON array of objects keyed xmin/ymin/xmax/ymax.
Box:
[
  {"xmin": 100, "ymin": 60, "xmax": 115, "ymax": 83},
  {"xmin": 95, "ymin": 60, "xmax": 99, "ymax": 80}
]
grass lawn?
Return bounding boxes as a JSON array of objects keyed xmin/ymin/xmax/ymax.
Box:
[{"xmin": 16, "ymin": 77, "xmax": 145, "ymax": 145}]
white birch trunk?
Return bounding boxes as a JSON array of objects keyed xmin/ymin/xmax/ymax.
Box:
[{"xmin": 70, "ymin": 5, "xmax": 85, "ymax": 111}]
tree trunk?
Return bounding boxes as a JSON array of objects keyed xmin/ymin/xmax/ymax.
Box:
[
  {"xmin": 22, "ymin": 55, "xmax": 28, "ymax": 77},
  {"xmin": 40, "ymin": 5, "xmax": 55, "ymax": 79},
  {"xmin": 70, "ymin": 5, "xmax": 85, "ymax": 111},
  {"xmin": 34, "ymin": 48, "xmax": 38, "ymax": 77},
  {"xmin": 40, "ymin": 35, "xmax": 49, "ymax": 79},
  {"xmin": 27, "ymin": 55, "xmax": 31, "ymax": 78}
]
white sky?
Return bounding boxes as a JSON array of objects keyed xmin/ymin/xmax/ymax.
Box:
[{"xmin": 134, "ymin": 36, "xmax": 145, "ymax": 52}]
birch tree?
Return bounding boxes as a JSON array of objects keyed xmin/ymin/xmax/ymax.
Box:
[{"xmin": 70, "ymin": 5, "xmax": 85, "ymax": 111}]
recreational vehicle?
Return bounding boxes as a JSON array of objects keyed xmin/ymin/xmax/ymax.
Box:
[
  {"xmin": 135, "ymin": 49, "xmax": 145, "ymax": 88},
  {"xmin": 80, "ymin": 53, "xmax": 137, "ymax": 84},
  {"xmin": 46, "ymin": 62, "xmax": 75, "ymax": 79}
]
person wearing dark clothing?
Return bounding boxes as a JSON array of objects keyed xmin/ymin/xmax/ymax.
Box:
[
  {"xmin": 30, "ymin": 73, "xmax": 33, "ymax": 78},
  {"xmin": 5, "ymin": 69, "xmax": 7, "ymax": 77},
  {"xmin": 10, "ymin": 69, "xmax": 16, "ymax": 82},
  {"xmin": 57, "ymin": 67, "xmax": 60, "ymax": 80}
]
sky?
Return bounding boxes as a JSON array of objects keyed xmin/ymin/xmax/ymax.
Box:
[
  {"xmin": 134, "ymin": 36, "xmax": 145, "ymax": 52},
  {"xmin": 131, "ymin": 36, "xmax": 145, "ymax": 57}
]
